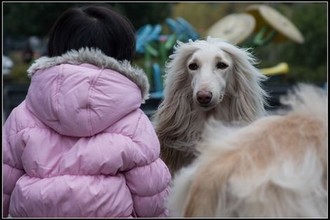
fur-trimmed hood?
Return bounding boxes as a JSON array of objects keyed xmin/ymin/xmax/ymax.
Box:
[
  {"xmin": 25, "ymin": 48, "xmax": 150, "ymax": 137},
  {"xmin": 27, "ymin": 48, "xmax": 150, "ymax": 101}
]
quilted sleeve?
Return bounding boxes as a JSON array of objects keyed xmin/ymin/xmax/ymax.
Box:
[
  {"xmin": 125, "ymin": 159, "xmax": 171, "ymax": 217},
  {"xmin": 124, "ymin": 112, "xmax": 171, "ymax": 217},
  {"xmin": 2, "ymin": 109, "xmax": 26, "ymax": 217}
]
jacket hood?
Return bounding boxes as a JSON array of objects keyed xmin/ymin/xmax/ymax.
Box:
[
  {"xmin": 27, "ymin": 48, "xmax": 150, "ymax": 101},
  {"xmin": 25, "ymin": 48, "xmax": 150, "ymax": 137}
]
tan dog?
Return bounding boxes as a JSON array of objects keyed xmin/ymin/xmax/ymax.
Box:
[{"xmin": 167, "ymin": 83, "xmax": 328, "ymax": 217}]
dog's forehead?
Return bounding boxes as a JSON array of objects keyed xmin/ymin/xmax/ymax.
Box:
[{"xmin": 191, "ymin": 45, "xmax": 232, "ymax": 63}]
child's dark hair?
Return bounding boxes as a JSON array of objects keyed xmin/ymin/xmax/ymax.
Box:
[{"xmin": 47, "ymin": 5, "xmax": 136, "ymax": 61}]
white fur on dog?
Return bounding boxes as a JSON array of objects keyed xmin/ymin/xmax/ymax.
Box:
[
  {"xmin": 153, "ymin": 37, "xmax": 268, "ymax": 175},
  {"xmin": 167, "ymin": 83, "xmax": 328, "ymax": 217}
]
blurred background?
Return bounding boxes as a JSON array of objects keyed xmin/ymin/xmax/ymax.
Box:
[{"xmin": 2, "ymin": 2, "xmax": 328, "ymax": 119}]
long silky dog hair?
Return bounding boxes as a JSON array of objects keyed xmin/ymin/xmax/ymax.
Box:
[
  {"xmin": 152, "ymin": 37, "xmax": 268, "ymax": 175},
  {"xmin": 167, "ymin": 83, "xmax": 328, "ymax": 217}
]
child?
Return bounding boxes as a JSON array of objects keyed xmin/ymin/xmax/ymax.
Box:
[{"xmin": 3, "ymin": 5, "xmax": 171, "ymax": 217}]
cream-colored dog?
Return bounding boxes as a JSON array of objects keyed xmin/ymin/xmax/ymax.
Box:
[
  {"xmin": 167, "ymin": 83, "xmax": 328, "ymax": 217},
  {"xmin": 153, "ymin": 37, "xmax": 268, "ymax": 176}
]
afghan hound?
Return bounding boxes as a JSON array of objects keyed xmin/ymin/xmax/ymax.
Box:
[
  {"xmin": 167, "ymin": 83, "xmax": 328, "ymax": 217},
  {"xmin": 152, "ymin": 37, "xmax": 268, "ymax": 175}
]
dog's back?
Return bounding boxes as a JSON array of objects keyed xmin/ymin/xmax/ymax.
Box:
[{"xmin": 168, "ymin": 83, "xmax": 328, "ymax": 217}]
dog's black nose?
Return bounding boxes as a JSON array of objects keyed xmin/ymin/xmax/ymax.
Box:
[{"xmin": 197, "ymin": 91, "xmax": 212, "ymax": 105}]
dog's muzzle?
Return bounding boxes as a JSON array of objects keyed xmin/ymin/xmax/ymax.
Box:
[
  {"xmin": 197, "ymin": 91, "xmax": 212, "ymax": 105},
  {"xmin": 196, "ymin": 92, "xmax": 225, "ymax": 110}
]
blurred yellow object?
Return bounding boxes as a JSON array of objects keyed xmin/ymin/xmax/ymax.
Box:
[
  {"xmin": 206, "ymin": 13, "xmax": 256, "ymax": 45},
  {"xmin": 245, "ymin": 4, "xmax": 305, "ymax": 44},
  {"xmin": 260, "ymin": 62, "xmax": 289, "ymax": 76}
]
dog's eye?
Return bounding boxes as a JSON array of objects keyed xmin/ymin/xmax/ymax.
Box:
[
  {"xmin": 216, "ymin": 62, "xmax": 228, "ymax": 69},
  {"xmin": 188, "ymin": 63, "xmax": 199, "ymax": 70}
]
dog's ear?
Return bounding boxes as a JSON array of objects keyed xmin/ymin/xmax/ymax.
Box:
[
  {"xmin": 152, "ymin": 42, "xmax": 199, "ymax": 150},
  {"xmin": 220, "ymin": 43, "xmax": 269, "ymax": 122}
]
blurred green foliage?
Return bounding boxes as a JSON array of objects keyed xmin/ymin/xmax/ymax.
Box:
[
  {"xmin": 3, "ymin": 3, "xmax": 77, "ymax": 38},
  {"xmin": 174, "ymin": 3, "xmax": 327, "ymax": 85},
  {"xmin": 3, "ymin": 2, "xmax": 172, "ymax": 83},
  {"xmin": 3, "ymin": 3, "xmax": 171, "ymax": 38},
  {"xmin": 2, "ymin": 3, "xmax": 327, "ymax": 85},
  {"xmin": 112, "ymin": 3, "xmax": 172, "ymax": 29},
  {"xmin": 253, "ymin": 3, "xmax": 327, "ymax": 84}
]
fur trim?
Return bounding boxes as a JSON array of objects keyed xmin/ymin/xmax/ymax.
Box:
[{"xmin": 27, "ymin": 48, "xmax": 150, "ymax": 101}]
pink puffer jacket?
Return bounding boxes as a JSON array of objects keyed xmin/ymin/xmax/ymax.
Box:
[{"xmin": 2, "ymin": 48, "xmax": 171, "ymax": 217}]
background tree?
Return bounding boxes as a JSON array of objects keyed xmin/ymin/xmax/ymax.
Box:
[
  {"xmin": 2, "ymin": 2, "xmax": 327, "ymax": 85},
  {"xmin": 111, "ymin": 3, "xmax": 172, "ymax": 29},
  {"xmin": 253, "ymin": 3, "xmax": 327, "ymax": 84},
  {"xmin": 3, "ymin": 3, "xmax": 172, "ymax": 38}
]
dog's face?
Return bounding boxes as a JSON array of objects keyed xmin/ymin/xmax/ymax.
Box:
[{"xmin": 187, "ymin": 45, "xmax": 233, "ymax": 111}]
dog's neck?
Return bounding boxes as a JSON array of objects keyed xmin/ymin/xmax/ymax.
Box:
[{"xmin": 201, "ymin": 101, "xmax": 232, "ymax": 122}]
